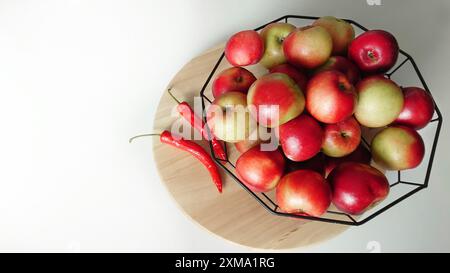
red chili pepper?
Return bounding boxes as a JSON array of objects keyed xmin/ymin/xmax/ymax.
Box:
[
  {"xmin": 168, "ymin": 89, "xmax": 227, "ymax": 161},
  {"xmin": 159, "ymin": 130, "xmax": 222, "ymax": 193}
]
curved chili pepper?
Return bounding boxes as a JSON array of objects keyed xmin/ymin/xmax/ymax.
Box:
[
  {"xmin": 168, "ymin": 89, "xmax": 227, "ymax": 161},
  {"xmin": 160, "ymin": 130, "xmax": 222, "ymax": 193}
]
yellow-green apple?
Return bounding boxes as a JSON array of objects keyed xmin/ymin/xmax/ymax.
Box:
[
  {"xmin": 322, "ymin": 117, "xmax": 361, "ymax": 158},
  {"xmin": 276, "ymin": 170, "xmax": 331, "ymax": 217},
  {"xmin": 394, "ymin": 87, "xmax": 435, "ymax": 130},
  {"xmin": 283, "ymin": 26, "xmax": 332, "ymax": 69},
  {"xmin": 285, "ymin": 153, "xmax": 326, "ymax": 176},
  {"xmin": 206, "ymin": 92, "xmax": 254, "ymax": 143},
  {"xmin": 306, "ymin": 70, "xmax": 357, "ymax": 124},
  {"xmin": 225, "ymin": 30, "xmax": 264, "ymax": 66},
  {"xmin": 312, "ymin": 16, "xmax": 355, "ymax": 55},
  {"xmin": 269, "ymin": 63, "xmax": 308, "ymax": 91},
  {"xmin": 355, "ymin": 75, "xmax": 404, "ymax": 128},
  {"xmin": 313, "ymin": 56, "xmax": 360, "ymax": 84},
  {"xmin": 247, "ymin": 73, "xmax": 305, "ymax": 128},
  {"xmin": 259, "ymin": 22, "xmax": 296, "ymax": 69},
  {"xmin": 371, "ymin": 125, "xmax": 425, "ymax": 170},
  {"xmin": 325, "ymin": 144, "xmax": 371, "ymax": 177},
  {"xmin": 279, "ymin": 114, "xmax": 324, "ymax": 162},
  {"xmin": 348, "ymin": 30, "xmax": 399, "ymax": 73},
  {"xmin": 236, "ymin": 146, "xmax": 285, "ymax": 192},
  {"xmin": 212, "ymin": 67, "xmax": 256, "ymax": 98},
  {"xmin": 329, "ymin": 162, "xmax": 389, "ymax": 215}
]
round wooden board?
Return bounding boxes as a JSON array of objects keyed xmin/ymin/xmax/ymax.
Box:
[{"xmin": 152, "ymin": 44, "xmax": 349, "ymax": 250}]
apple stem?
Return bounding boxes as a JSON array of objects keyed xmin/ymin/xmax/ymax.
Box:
[
  {"xmin": 167, "ymin": 87, "xmax": 181, "ymax": 104},
  {"xmin": 129, "ymin": 133, "xmax": 161, "ymax": 143}
]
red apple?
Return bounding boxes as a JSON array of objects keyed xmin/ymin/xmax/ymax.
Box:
[
  {"xmin": 269, "ymin": 63, "xmax": 308, "ymax": 91},
  {"xmin": 236, "ymin": 146, "xmax": 285, "ymax": 192},
  {"xmin": 206, "ymin": 92, "xmax": 254, "ymax": 143},
  {"xmin": 225, "ymin": 30, "xmax": 264, "ymax": 66},
  {"xmin": 312, "ymin": 16, "xmax": 355, "ymax": 55},
  {"xmin": 283, "ymin": 26, "xmax": 333, "ymax": 69},
  {"xmin": 371, "ymin": 125, "xmax": 425, "ymax": 170},
  {"xmin": 322, "ymin": 117, "xmax": 361, "ymax": 158},
  {"xmin": 259, "ymin": 22, "xmax": 296, "ymax": 69},
  {"xmin": 394, "ymin": 87, "xmax": 435, "ymax": 130},
  {"xmin": 329, "ymin": 162, "xmax": 390, "ymax": 215},
  {"xmin": 279, "ymin": 114, "xmax": 324, "ymax": 162},
  {"xmin": 313, "ymin": 56, "xmax": 360, "ymax": 84},
  {"xmin": 276, "ymin": 170, "xmax": 331, "ymax": 217},
  {"xmin": 285, "ymin": 153, "xmax": 326, "ymax": 176},
  {"xmin": 325, "ymin": 144, "xmax": 371, "ymax": 177},
  {"xmin": 306, "ymin": 70, "xmax": 357, "ymax": 124},
  {"xmin": 348, "ymin": 30, "xmax": 399, "ymax": 74},
  {"xmin": 355, "ymin": 75, "xmax": 404, "ymax": 128},
  {"xmin": 247, "ymin": 73, "xmax": 305, "ymax": 128},
  {"xmin": 212, "ymin": 67, "xmax": 256, "ymax": 98}
]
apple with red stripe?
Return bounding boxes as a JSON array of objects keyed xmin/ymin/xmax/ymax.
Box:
[
  {"xmin": 225, "ymin": 30, "xmax": 264, "ymax": 67},
  {"xmin": 371, "ymin": 125, "xmax": 425, "ymax": 170},
  {"xmin": 329, "ymin": 162, "xmax": 390, "ymax": 215},
  {"xmin": 312, "ymin": 16, "xmax": 355, "ymax": 55},
  {"xmin": 394, "ymin": 87, "xmax": 435, "ymax": 130},
  {"xmin": 212, "ymin": 67, "xmax": 256, "ymax": 98},
  {"xmin": 259, "ymin": 22, "xmax": 296, "ymax": 69},
  {"xmin": 276, "ymin": 170, "xmax": 332, "ymax": 217},
  {"xmin": 269, "ymin": 63, "xmax": 308, "ymax": 91},
  {"xmin": 236, "ymin": 146, "xmax": 285, "ymax": 192},
  {"xmin": 322, "ymin": 116, "xmax": 361, "ymax": 158},
  {"xmin": 247, "ymin": 73, "xmax": 305, "ymax": 128},
  {"xmin": 279, "ymin": 114, "xmax": 324, "ymax": 162},
  {"xmin": 306, "ymin": 70, "xmax": 357, "ymax": 124},
  {"xmin": 283, "ymin": 25, "xmax": 333, "ymax": 69}
]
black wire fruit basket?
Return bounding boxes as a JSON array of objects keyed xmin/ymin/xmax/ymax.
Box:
[{"xmin": 200, "ymin": 15, "xmax": 443, "ymax": 226}]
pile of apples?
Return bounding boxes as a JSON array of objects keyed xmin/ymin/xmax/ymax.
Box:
[{"xmin": 206, "ymin": 16, "xmax": 435, "ymax": 217}]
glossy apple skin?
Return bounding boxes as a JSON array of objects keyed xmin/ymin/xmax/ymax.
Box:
[
  {"xmin": 283, "ymin": 26, "xmax": 333, "ymax": 69},
  {"xmin": 306, "ymin": 70, "xmax": 357, "ymax": 124},
  {"xmin": 206, "ymin": 92, "xmax": 252, "ymax": 143},
  {"xmin": 322, "ymin": 117, "xmax": 361, "ymax": 158},
  {"xmin": 269, "ymin": 63, "xmax": 308, "ymax": 91},
  {"xmin": 212, "ymin": 67, "xmax": 257, "ymax": 98},
  {"xmin": 259, "ymin": 22, "xmax": 296, "ymax": 69},
  {"xmin": 313, "ymin": 56, "xmax": 360, "ymax": 84},
  {"xmin": 371, "ymin": 125, "xmax": 425, "ymax": 170},
  {"xmin": 329, "ymin": 162, "xmax": 389, "ymax": 215},
  {"xmin": 355, "ymin": 75, "xmax": 404, "ymax": 128},
  {"xmin": 285, "ymin": 153, "xmax": 326, "ymax": 176},
  {"xmin": 225, "ymin": 30, "xmax": 264, "ymax": 66},
  {"xmin": 279, "ymin": 114, "xmax": 324, "ymax": 162},
  {"xmin": 324, "ymin": 144, "xmax": 371, "ymax": 177},
  {"xmin": 236, "ymin": 146, "xmax": 285, "ymax": 192},
  {"xmin": 394, "ymin": 87, "xmax": 435, "ymax": 130},
  {"xmin": 348, "ymin": 30, "xmax": 399, "ymax": 74},
  {"xmin": 247, "ymin": 73, "xmax": 305, "ymax": 128},
  {"xmin": 312, "ymin": 16, "xmax": 355, "ymax": 55},
  {"xmin": 276, "ymin": 170, "xmax": 331, "ymax": 217}
]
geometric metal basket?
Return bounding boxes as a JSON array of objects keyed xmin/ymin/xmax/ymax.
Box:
[{"xmin": 200, "ymin": 15, "xmax": 443, "ymax": 226}]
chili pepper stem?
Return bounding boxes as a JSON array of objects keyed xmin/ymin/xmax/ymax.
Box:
[
  {"xmin": 129, "ymin": 133, "xmax": 161, "ymax": 143},
  {"xmin": 167, "ymin": 88, "xmax": 181, "ymax": 104}
]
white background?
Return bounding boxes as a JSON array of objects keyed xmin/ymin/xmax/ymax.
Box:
[{"xmin": 0, "ymin": 0, "xmax": 449, "ymax": 252}]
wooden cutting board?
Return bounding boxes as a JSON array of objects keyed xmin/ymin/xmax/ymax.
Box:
[{"xmin": 152, "ymin": 44, "xmax": 349, "ymax": 250}]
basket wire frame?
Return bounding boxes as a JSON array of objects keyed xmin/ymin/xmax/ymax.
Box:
[{"xmin": 200, "ymin": 15, "xmax": 443, "ymax": 226}]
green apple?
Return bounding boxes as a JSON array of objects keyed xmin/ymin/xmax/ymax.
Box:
[
  {"xmin": 259, "ymin": 22, "xmax": 296, "ymax": 69},
  {"xmin": 355, "ymin": 75, "xmax": 404, "ymax": 128}
]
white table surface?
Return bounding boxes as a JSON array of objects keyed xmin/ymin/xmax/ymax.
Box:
[{"xmin": 1, "ymin": 0, "xmax": 449, "ymax": 252}]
